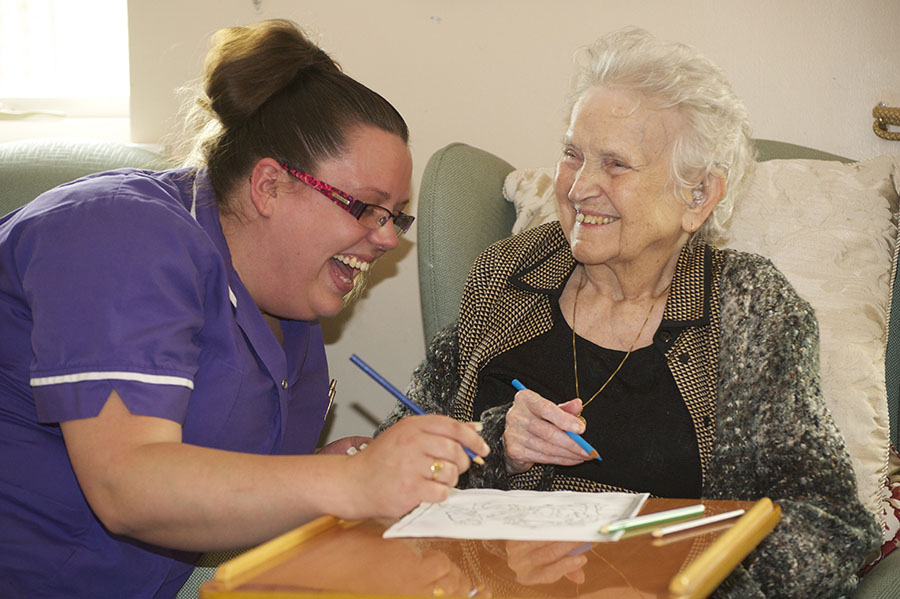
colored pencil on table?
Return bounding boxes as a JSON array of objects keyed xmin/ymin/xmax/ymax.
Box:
[
  {"xmin": 651, "ymin": 520, "xmax": 735, "ymax": 547},
  {"xmin": 600, "ymin": 504, "xmax": 706, "ymax": 534},
  {"xmin": 652, "ymin": 508, "xmax": 745, "ymax": 538},
  {"xmin": 350, "ymin": 354, "xmax": 485, "ymax": 465},
  {"xmin": 510, "ymin": 378, "xmax": 602, "ymax": 462}
]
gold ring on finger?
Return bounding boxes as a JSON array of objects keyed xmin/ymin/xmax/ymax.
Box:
[{"xmin": 430, "ymin": 459, "xmax": 444, "ymax": 480}]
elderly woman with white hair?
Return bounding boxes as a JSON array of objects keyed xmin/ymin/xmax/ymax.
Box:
[{"xmin": 380, "ymin": 28, "xmax": 880, "ymax": 598}]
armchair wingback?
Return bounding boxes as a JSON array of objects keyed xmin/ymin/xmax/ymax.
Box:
[{"xmin": 417, "ymin": 144, "xmax": 517, "ymax": 345}]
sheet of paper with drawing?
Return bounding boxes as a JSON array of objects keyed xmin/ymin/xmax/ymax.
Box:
[{"xmin": 383, "ymin": 488, "xmax": 649, "ymax": 541}]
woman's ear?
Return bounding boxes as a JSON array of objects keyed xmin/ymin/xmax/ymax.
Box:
[
  {"xmin": 247, "ymin": 158, "xmax": 285, "ymax": 218},
  {"xmin": 682, "ymin": 172, "xmax": 726, "ymax": 233}
]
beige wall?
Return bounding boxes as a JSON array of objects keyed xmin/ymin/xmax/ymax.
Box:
[{"xmin": 89, "ymin": 0, "xmax": 900, "ymax": 441}]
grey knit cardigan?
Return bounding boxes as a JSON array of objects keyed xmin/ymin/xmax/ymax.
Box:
[{"xmin": 378, "ymin": 222, "xmax": 880, "ymax": 598}]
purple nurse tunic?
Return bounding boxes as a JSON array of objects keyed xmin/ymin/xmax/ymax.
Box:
[{"xmin": 0, "ymin": 168, "xmax": 330, "ymax": 597}]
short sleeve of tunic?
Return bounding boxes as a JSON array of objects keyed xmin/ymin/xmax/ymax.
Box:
[{"xmin": 11, "ymin": 171, "xmax": 222, "ymax": 424}]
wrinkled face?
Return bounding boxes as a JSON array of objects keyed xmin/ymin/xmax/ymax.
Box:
[
  {"xmin": 555, "ymin": 86, "xmax": 691, "ymax": 270},
  {"xmin": 262, "ymin": 125, "xmax": 412, "ymax": 321}
]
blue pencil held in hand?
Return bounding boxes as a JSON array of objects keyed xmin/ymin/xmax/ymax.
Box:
[
  {"xmin": 510, "ymin": 378, "xmax": 602, "ymax": 462},
  {"xmin": 350, "ymin": 354, "xmax": 485, "ymax": 465}
]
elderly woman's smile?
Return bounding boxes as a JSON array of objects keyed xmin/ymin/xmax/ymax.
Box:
[
  {"xmin": 574, "ymin": 208, "xmax": 619, "ymax": 225},
  {"xmin": 555, "ymin": 85, "xmax": 690, "ymax": 272}
]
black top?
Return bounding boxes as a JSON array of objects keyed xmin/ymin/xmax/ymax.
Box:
[{"xmin": 472, "ymin": 290, "xmax": 702, "ymax": 498}]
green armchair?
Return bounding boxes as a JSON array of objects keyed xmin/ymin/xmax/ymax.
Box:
[
  {"xmin": 416, "ymin": 140, "xmax": 900, "ymax": 599},
  {"xmin": 0, "ymin": 137, "xmax": 169, "ymax": 217}
]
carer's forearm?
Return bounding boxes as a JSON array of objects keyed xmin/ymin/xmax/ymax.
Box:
[{"xmin": 95, "ymin": 443, "xmax": 356, "ymax": 551}]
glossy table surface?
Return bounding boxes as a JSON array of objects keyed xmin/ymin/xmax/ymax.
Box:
[{"xmin": 200, "ymin": 497, "xmax": 759, "ymax": 599}]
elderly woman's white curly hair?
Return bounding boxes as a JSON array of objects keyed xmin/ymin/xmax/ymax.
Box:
[{"xmin": 567, "ymin": 27, "xmax": 756, "ymax": 240}]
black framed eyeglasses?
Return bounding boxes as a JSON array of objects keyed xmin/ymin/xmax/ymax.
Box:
[{"xmin": 278, "ymin": 162, "xmax": 414, "ymax": 235}]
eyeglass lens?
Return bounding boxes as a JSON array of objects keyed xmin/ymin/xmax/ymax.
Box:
[{"xmin": 359, "ymin": 205, "xmax": 414, "ymax": 234}]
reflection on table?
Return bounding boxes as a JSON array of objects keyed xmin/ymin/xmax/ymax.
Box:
[{"xmin": 200, "ymin": 498, "xmax": 755, "ymax": 599}]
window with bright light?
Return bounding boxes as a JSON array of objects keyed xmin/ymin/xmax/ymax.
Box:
[{"xmin": 0, "ymin": 0, "xmax": 129, "ymax": 118}]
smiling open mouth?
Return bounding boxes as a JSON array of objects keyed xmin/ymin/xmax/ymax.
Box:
[
  {"xmin": 575, "ymin": 212, "xmax": 619, "ymax": 225},
  {"xmin": 332, "ymin": 254, "xmax": 370, "ymax": 282}
]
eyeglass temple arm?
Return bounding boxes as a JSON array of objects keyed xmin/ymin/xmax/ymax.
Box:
[{"xmin": 344, "ymin": 199, "xmax": 367, "ymax": 219}]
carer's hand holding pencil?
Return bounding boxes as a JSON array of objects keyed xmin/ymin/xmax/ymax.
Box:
[{"xmin": 351, "ymin": 354, "xmax": 487, "ymax": 466}]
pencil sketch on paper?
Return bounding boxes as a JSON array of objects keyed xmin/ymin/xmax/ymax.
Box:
[
  {"xmin": 444, "ymin": 500, "xmax": 614, "ymax": 528},
  {"xmin": 383, "ymin": 488, "xmax": 649, "ymax": 542}
]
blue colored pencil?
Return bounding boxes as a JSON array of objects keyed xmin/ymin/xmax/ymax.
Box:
[
  {"xmin": 510, "ymin": 378, "xmax": 602, "ymax": 462},
  {"xmin": 350, "ymin": 354, "xmax": 484, "ymax": 465}
]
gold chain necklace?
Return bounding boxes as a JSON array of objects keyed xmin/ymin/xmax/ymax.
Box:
[{"xmin": 571, "ymin": 272, "xmax": 668, "ymax": 425}]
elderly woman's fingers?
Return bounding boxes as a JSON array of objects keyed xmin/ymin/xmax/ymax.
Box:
[
  {"xmin": 505, "ymin": 540, "xmax": 589, "ymax": 585},
  {"xmin": 510, "ymin": 389, "xmax": 585, "ymax": 434},
  {"xmin": 521, "ymin": 392, "xmax": 585, "ymax": 434},
  {"xmin": 557, "ymin": 398, "xmax": 583, "ymax": 417},
  {"xmin": 505, "ymin": 392, "xmax": 591, "ymax": 464},
  {"xmin": 505, "ymin": 427, "xmax": 588, "ymax": 466},
  {"xmin": 504, "ymin": 423, "xmax": 588, "ymax": 474}
]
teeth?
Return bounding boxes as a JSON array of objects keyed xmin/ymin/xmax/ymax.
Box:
[
  {"xmin": 575, "ymin": 212, "xmax": 619, "ymax": 225},
  {"xmin": 334, "ymin": 254, "xmax": 370, "ymax": 272}
]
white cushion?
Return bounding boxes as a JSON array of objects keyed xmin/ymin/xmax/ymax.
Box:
[
  {"xmin": 503, "ymin": 155, "xmax": 900, "ymax": 534},
  {"xmin": 720, "ymin": 155, "xmax": 900, "ymax": 525}
]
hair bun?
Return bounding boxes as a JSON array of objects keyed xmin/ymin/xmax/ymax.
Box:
[
  {"xmin": 185, "ymin": 18, "xmax": 408, "ymax": 202},
  {"xmin": 202, "ymin": 19, "xmax": 340, "ymax": 131}
]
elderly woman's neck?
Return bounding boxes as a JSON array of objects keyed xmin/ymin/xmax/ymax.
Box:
[
  {"xmin": 578, "ymin": 255, "xmax": 678, "ymax": 302},
  {"xmin": 562, "ymin": 259, "xmax": 676, "ymax": 351}
]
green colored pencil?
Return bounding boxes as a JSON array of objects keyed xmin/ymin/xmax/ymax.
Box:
[{"xmin": 600, "ymin": 504, "xmax": 705, "ymax": 534}]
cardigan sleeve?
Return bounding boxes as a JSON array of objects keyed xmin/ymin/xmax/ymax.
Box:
[
  {"xmin": 375, "ymin": 324, "xmax": 461, "ymax": 435},
  {"xmin": 375, "ymin": 323, "xmax": 532, "ymax": 489},
  {"xmin": 707, "ymin": 250, "xmax": 881, "ymax": 599}
]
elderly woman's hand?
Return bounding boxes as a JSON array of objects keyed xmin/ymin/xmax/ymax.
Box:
[
  {"xmin": 503, "ymin": 388, "xmax": 590, "ymax": 473},
  {"xmin": 504, "ymin": 540, "xmax": 588, "ymax": 585}
]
